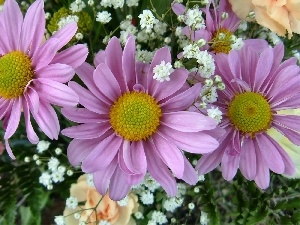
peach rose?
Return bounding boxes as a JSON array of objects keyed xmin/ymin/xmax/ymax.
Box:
[
  {"xmin": 228, "ymin": 0, "xmax": 300, "ymax": 38},
  {"xmin": 63, "ymin": 175, "xmax": 139, "ymax": 225}
]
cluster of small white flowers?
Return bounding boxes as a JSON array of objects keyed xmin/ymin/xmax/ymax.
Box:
[
  {"xmin": 153, "ymin": 60, "xmax": 174, "ymax": 82},
  {"xmin": 143, "ymin": 174, "xmax": 161, "ymax": 192},
  {"xmin": 126, "ymin": 0, "xmax": 139, "ymax": 7},
  {"xmin": 196, "ymin": 50, "xmax": 215, "ymax": 78},
  {"xmin": 136, "ymin": 49, "xmax": 154, "ymax": 63},
  {"xmin": 112, "ymin": 0, "xmax": 124, "ymax": 8},
  {"xmin": 66, "ymin": 196, "xmax": 78, "ymax": 209},
  {"xmin": 200, "ymin": 211, "xmax": 210, "ymax": 225},
  {"xmin": 119, "ymin": 17, "xmax": 137, "ymax": 45},
  {"xmin": 293, "ymin": 50, "xmax": 300, "ymax": 64},
  {"xmin": 200, "ymin": 85, "xmax": 218, "ymax": 104},
  {"xmin": 100, "ymin": 0, "xmax": 112, "ymax": 7},
  {"xmin": 54, "ymin": 216, "xmax": 65, "ymax": 225},
  {"xmin": 182, "ymin": 43, "xmax": 200, "ymax": 59},
  {"xmin": 198, "ymin": 174, "xmax": 205, "ymax": 181},
  {"xmin": 117, "ymin": 195, "xmax": 129, "ymax": 206},
  {"xmin": 230, "ymin": 35, "xmax": 244, "ymax": 50},
  {"xmin": 238, "ymin": 21, "xmax": 248, "ymax": 31},
  {"xmin": 184, "ymin": 7, "xmax": 206, "ymax": 30},
  {"xmin": 151, "ymin": 211, "xmax": 168, "ymax": 225},
  {"xmin": 99, "ymin": 220, "xmax": 111, "ymax": 225},
  {"xmin": 268, "ymin": 32, "xmax": 282, "ymax": 45},
  {"xmin": 188, "ymin": 202, "xmax": 195, "ymax": 210},
  {"xmin": 37, "ymin": 140, "xmax": 51, "ymax": 154},
  {"xmin": 134, "ymin": 211, "xmax": 144, "ymax": 219},
  {"xmin": 48, "ymin": 157, "xmax": 59, "ymax": 171},
  {"xmin": 153, "ymin": 21, "xmax": 168, "ymax": 36},
  {"xmin": 207, "ymin": 106, "xmax": 222, "ymax": 123},
  {"xmin": 163, "ymin": 197, "xmax": 183, "ymax": 212},
  {"xmin": 136, "ymin": 29, "xmax": 151, "ymax": 43},
  {"xmin": 87, "ymin": 173, "xmax": 95, "ymax": 187},
  {"xmin": 138, "ymin": 10, "xmax": 159, "ymax": 32},
  {"xmin": 96, "ymin": 11, "xmax": 112, "ymax": 24},
  {"xmin": 45, "ymin": 12, "xmax": 51, "ymax": 20},
  {"xmin": 140, "ymin": 190, "xmax": 154, "ymax": 205},
  {"xmin": 57, "ymin": 15, "xmax": 79, "ymax": 30},
  {"xmin": 69, "ymin": 0, "xmax": 86, "ymax": 13}
]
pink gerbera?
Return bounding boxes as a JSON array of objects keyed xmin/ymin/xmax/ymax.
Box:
[
  {"xmin": 61, "ymin": 36, "xmax": 220, "ymax": 200},
  {"xmin": 0, "ymin": 0, "xmax": 88, "ymax": 158},
  {"xmin": 196, "ymin": 42, "xmax": 299, "ymax": 189}
]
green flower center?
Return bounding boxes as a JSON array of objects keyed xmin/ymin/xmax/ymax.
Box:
[
  {"xmin": 0, "ymin": 51, "xmax": 34, "ymax": 99},
  {"xmin": 227, "ymin": 92, "xmax": 273, "ymax": 137},
  {"xmin": 109, "ymin": 92, "xmax": 162, "ymax": 141},
  {"xmin": 211, "ymin": 28, "xmax": 233, "ymax": 54}
]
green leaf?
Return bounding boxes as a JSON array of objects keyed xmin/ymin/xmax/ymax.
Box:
[{"xmin": 20, "ymin": 206, "xmax": 33, "ymax": 225}]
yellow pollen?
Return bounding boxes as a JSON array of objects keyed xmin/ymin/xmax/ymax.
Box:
[
  {"xmin": 0, "ymin": 51, "xmax": 34, "ymax": 99},
  {"xmin": 210, "ymin": 28, "xmax": 233, "ymax": 54},
  {"xmin": 227, "ymin": 92, "xmax": 273, "ymax": 137},
  {"xmin": 109, "ymin": 91, "xmax": 162, "ymax": 141}
]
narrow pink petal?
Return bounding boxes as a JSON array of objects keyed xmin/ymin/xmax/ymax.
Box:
[
  {"xmin": 109, "ymin": 166, "xmax": 131, "ymax": 201},
  {"xmin": 67, "ymin": 138, "xmax": 100, "ymax": 166},
  {"xmin": 221, "ymin": 151, "xmax": 240, "ymax": 181},
  {"xmin": 32, "ymin": 38, "xmax": 60, "ymax": 70},
  {"xmin": 94, "ymin": 50, "xmax": 105, "ymax": 67},
  {"xmin": 273, "ymin": 123, "xmax": 300, "ymax": 146},
  {"xmin": 273, "ymin": 114, "xmax": 300, "ymax": 132},
  {"xmin": 93, "ymin": 157, "xmax": 118, "ymax": 195},
  {"xmin": 20, "ymin": 0, "xmax": 45, "ymax": 56},
  {"xmin": 51, "ymin": 22, "xmax": 77, "ymax": 50},
  {"xmin": 94, "ymin": 63, "xmax": 121, "ymax": 102},
  {"xmin": 144, "ymin": 140, "xmax": 177, "ymax": 197},
  {"xmin": 22, "ymin": 96, "xmax": 39, "ymax": 144},
  {"xmin": 152, "ymin": 133, "xmax": 184, "ymax": 179},
  {"xmin": 147, "ymin": 47, "xmax": 171, "ymax": 95},
  {"xmin": 0, "ymin": 99, "xmax": 13, "ymax": 120},
  {"xmin": 153, "ymin": 68, "xmax": 188, "ymax": 102},
  {"xmin": 162, "ymin": 111, "xmax": 217, "ymax": 132},
  {"xmin": 172, "ymin": 2, "xmax": 185, "ymax": 15},
  {"xmin": 239, "ymin": 138, "xmax": 257, "ymax": 180},
  {"xmin": 181, "ymin": 155, "xmax": 197, "ymax": 185},
  {"xmin": 69, "ymin": 81, "xmax": 109, "ymax": 114},
  {"xmin": 254, "ymin": 144, "xmax": 270, "ymax": 189},
  {"xmin": 25, "ymin": 87, "xmax": 39, "ymax": 115},
  {"xmin": 159, "ymin": 125, "xmax": 219, "ymax": 154},
  {"xmin": 136, "ymin": 62, "xmax": 150, "ymax": 88},
  {"xmin": 5, "ymin": 139, "xmax": 15, "ymax": 159},
  {"xmin": 266, "ymin": 134, "xmax": 295, "ymax": 176},
  {"xmin": 105, "ymin": 37, "xmax": 127, "ymax": 93},
  {"xmin": 119, "ymin": 140, "xmax": 136, "ymax": 175},
  {"xmin": 51, "ymin": 44, "xmax": 88, "ymax": 69},
  {"xmin": 81, "ymin": 134, "xmax": 122, "ymax": 173},
  {"xmin": 62, "ymin": 122, "xmax": 111, "ymax": 139},
  {"xmin": 61, "ymin": 107, "xmax": 106, "ymax": 123},
  {"xmin": 228, "ymin": 50, "xmax": 242, "ymax": 79},
  {"xmin": 4, "ymin": 97, "xmax": 21, "ymax": 139},
  {"xmin": 34, "ymin": 78, "xmax": 78, "ymax": 107},
  {"xmin": 31, "ymin": 101, "xmax": 59, "ymax": 139},
  {"xmin": 122, "ymin": 36, "xmax": 136, "ymax": 89},
  {"xmin": 35, "ymin": 64, "xmax": 75, "ymax": 83},
  {"xmin": 256, "ymin": 134, "xmax": 284, "ymax": 174},
  {"xmin": 3, "ymin": 0, "xmax": 23, "ymax": 50},
  {"xmin": 161, "ymin": 83, "xmax": 202, "ymax": 112},
  {"xmin": 0, "ymin": 13, "xmax": 10, "ymax": 53},
  {"xmin": 271, "ymin": 93, "xmax": 300, "ymax": 110}
]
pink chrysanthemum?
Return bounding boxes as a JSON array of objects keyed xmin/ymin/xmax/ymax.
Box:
[
  {"xmin": 62, "ymin": 36, "xmax": 220, "ymax": 200},
  {"xmin": 196, "ymin": 42, "xmax": 299, "ymax": 189},
  {"xmin": 0, "ymin": 0, "xmax": 88, "ymax": 158}
]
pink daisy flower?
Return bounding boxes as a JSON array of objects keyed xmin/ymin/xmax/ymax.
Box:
[
  {"xmin": 0, "ymin": 0, "xmax": 88, "ymax": 158},
  {"xmin": 61, "ymin": 36, "xmax": 220, "ymax": 200},
  {"xmin": 196, "ymin": 42, "xmax": 299, "ymax": 189},
  {"xmin": 172, "ymin": 0, "xmax": 267, "ymax": 54}
]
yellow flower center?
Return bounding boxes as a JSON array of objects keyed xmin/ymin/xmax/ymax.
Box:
[
  {"xmin": 109, "ymin": 92, "xmax": 162, "ymax": 141},
  {"xmin": 227, "ymin": 92, "xmax": 273, "ymax": 137},
  {"xmin": 0, "ymin": 51, "xmax": 34, "ymax": 99},
  {"xmin": 0, "ymin": 0, "xmax": 4, "ymax": 4},
  {"xmin": 210, "ymin": 28, "xmax": 233, "ymax": 54}
]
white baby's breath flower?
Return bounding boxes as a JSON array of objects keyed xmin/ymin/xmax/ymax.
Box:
[
  {"xmin": 200, "ymin": 211, "xmax": 210, "ymax": 225},
  {"xmin": 69, "ymin": 1, "xmax": 86, "ymax": 13},
  {"xmin": 126, "ymin": 0, "xmax": 139, "ymax": 7},
  {"xmin": 138, "ymin": 10, "xmax": 158, "ymax": 32},
  {"xmin": 48, "ymin": 157, "xmax": 59, "ymax": 171},
  {"xmin": 66, "ymin": 196, "xmax": 78, "ymax": 209},
  {"xmin": 207, "ymin": 106, "xmax": 222, "ymax": 123},
  {"xmin": 185, "ymin": 8, "xmax": 206, "ymax": 30},
  {"xmin": 117, "ymin": 195, "xmax": 129, "ymax": 206},
  {"xmin": 37, "ymin": 140, "xmax": 50, "ymax": 153},
  {"xmin": 39, "ymin": 172, "xmax": 52, "ymax": 186},
  {"xmin": 140, "ymin": 190, "xmax": 154, "ymax": 205},
  {"xmin": 54, "ymin": 216, "xmax": 65, "ymax": 225},
  {"xmin": 151, "ymin": 211, "xmax": 168, "ymax": 225},
  {"xmin": 196, "ymin": 50, "xmax": 215, "ymax": 78},
  {"xmin": 153, "ymin": 61, "xmax": 174, "ymax": 82},
  {"xmin": 96, "ymin": 11, "xmax": 112, "ymax": 24},
  {"xmin": 57, "ymin": 15, "xmax": 79, "ymax": 30}
]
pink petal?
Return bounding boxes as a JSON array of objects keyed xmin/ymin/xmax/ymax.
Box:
[
  {"xmin": 61, "ymin": 122, "xmax": 111, "ymax": 139},
  {"xmin": 22, "ymin": 97, "xmax": 39, "ymax": 144},
  {"xmin": 51, "ymin": 44, "xmax": 88, "ymax": 69},
  {"xmin": 161, "ymin": 83, "xmax": 202, "ymax": 112},
  {"xmin": 122, "ymin": 36, "xmax": 136, "ymax": 89},
  {"xmin": 119, "ymin": 140, "xmax": 136, "ymax": 175},
  {"xmin": 256, "ymin": 134, "xmax": 284, "ymax": 174},
  {"xmin": 31, "ymin": 101, "xmax": 59, "ymax": 139},
  {"xmin": 35, "ymin": 64, "xmax": 75, "ymax": 83},
  {"xmin": 162, "ymin": 111, "xmax": 217, "ymax": 132},
  {"xmin": 239, "ymin": 138, "xmax": 257, "ymax": 180},
  {"xmin": 153, "ymin": 133, "xmax": 184, "ymax": 179},
  {"xmin": 81, "ymin": 134, "xmax": 122, "ymax": 173},
  {"xmin": 254, "ymin": 145, "xmax": 270, "ymax": 189},
  {"xmin": 109, "ymin": 166, "xmax": 131, "ymax": 201},
  {"xmin": 93, "ymin": 157, "xmax": 118, "ymax": 195},
  {"xmin": 61, "ymin": 107, "xmax": 106, "ymax": 123},
  {"xmin": 69, "ymin": 81, "xmax": 109, "ymax": 114},
  {"xmin": 221, "ymin": 151, "xmax": 240, "ymax": 180},
  {"xmin": 4, "ymin": 97, "xmax": 21, "ymax": 139},
  {"xmin": 105, "ymin": 37, "xmax": 127, "ymax": 93},
  {"xmin": 94, "ymin": 63, "xmax": 121, "ymax": 102},
  {"xmin": 159, "ymin": 125, "xmax": 219, "ymax": 154},
  {"xmin": 144, "ymin": 140, "xmax": 177, "ymax": 197},
  {"xmin": 20, "ymin": 0, "xmax": 44, "ymax": 57},
  {"xmin": 181, "ymin": 155, "xmax": 197, "ymax": 185},
  {"xmin": 172, "ymin": 2, "xmax": 185, "ymax": 15},
  {"xmin": 273, "ymin": 114, "xmax": 300, "ymax": 132},
  {"xmin": 25, "ymin": 87, "xmax": 39, "ymax": 115},
  {"xmin": 50, "ymin": 22, "xmax": 77, "ymax": 50},
  {"xmin": 5, "ymin": 139, "xmax": 15, "ymax": 159},
  {"xmin": 94, "ymin": 50, "xmax": 105, "ymax": 67},
  {"xmin": 0, "ymin": 99, "xmax": 13, "ymax": 120},
  {"xmin": 34, "ymin": 78, "xmax": 79, "ymax": 107},
  {"xmin": 67, "ymin": 138, "xmax": 100, "ymax": 166},
  {"xmin": 273, "ymin": 123, "xmax": 300, "ymax": 146}
]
